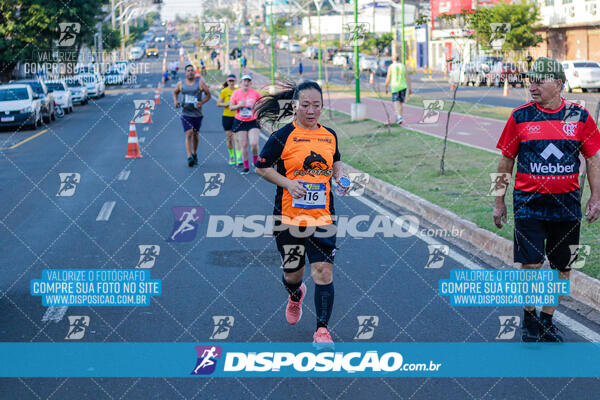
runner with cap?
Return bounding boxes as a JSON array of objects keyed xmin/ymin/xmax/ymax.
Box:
[
  {"xmin": 494, "ymin": 57, "xmax": 600, "ymax": 342},
  {"xmin": 217, "ymin": 74, "xmax": 242, "ymax": 166},
  {"xmin": 229, "ymin": 74, "xmax": 262, "ymax": 174}
]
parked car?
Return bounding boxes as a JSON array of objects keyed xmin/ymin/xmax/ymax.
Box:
[
  {"xmin": 333, "ymin": 52, "xmax": 352, "ymax": 68},
  {"xmin": 113, "ymin": 60, "xmax": 132, "ymax": 77},
  {"xmin": 359, "ymin": 55, "xmax": 378, "ymax": 72},
  {"xmin": 65, "ymin": 77, "xmax": 88, "ymax": 105},
  {"xmin": 104, "ymin": 68, "xmax": 126, "ymax": 85},
  {"xmin": 464, "ymin": 55, "xmax": 502, "ymax": 86},
  {"xmin": 44, "ymin": 80, "xmax": 73, "ymax": 114},
  {"xmin": 154, "ymin": 36, "xmax": 165, "ymax": 42},
  {"xmin": 487, "ymin": 61, "xmax": 523, "ymax": 87},
  {"xmin": 74, "ymin": 63, "xmax": 97, "ymax": 75},
  {"xmin": 278, "ymin": 40, "xmax": 289, "ymax": 50},
  {"xmin": 129, "ymin": 46, "xmax": 144, "ymax": 60},
  {"xmin": 562, "ymin": 60, "xmax": 600, "ymax": 92},
  {"xmin": 248, "ymin": 36, "xmax": 260, "ymax": 46},
  {"xmin": 12, "ymin": 79, "xmax": 55, "ymax": 123},
  {"xmin": 288, "ymin": 43, "xmax": 302, "ymax": 53},
  {"xmin": 77, "ymin": 73, "xmax": 105, "ymax": 99},
  {"xmin": 375, "ymin": 57, "xmax": 393, "ymax": 76},
  {"xmin": 0, "ymin": 84, "xmax": 42, "ymax": 129},
  {"xmin": 304, "ymin": 46, "xmax": 318, "ymax": 59},
  {"xmin": 146, "ymin": 47, "xmax": 159, "ymax": 57},
  {"xmin": 325, "ymin": 47, "xmax": 338, "ymax": 62}
]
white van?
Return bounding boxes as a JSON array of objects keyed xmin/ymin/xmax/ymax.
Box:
[
  {"xmin": 129, "ymin": 46, "xmax": 144, "ymax": 60},
  {"xmin": 0, "ymin": 84, "xmax": 42, "ymax": 129}
]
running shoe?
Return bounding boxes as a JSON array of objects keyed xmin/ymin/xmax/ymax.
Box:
[
  {"xmin": 241, "ymin": 168, "xmax": 250, "ymax": 174},
  {"xmin": 237, "ymin": 160, "xmax": 244, "ymax": 167},
  {"xmin": 187, "ymin": 157, "xmax": 194, "ymax": 167},
  {"xmin": 396, "ymin": 116, "xmax": 403, "ymax": 125},
  {"xmin": 539, "ymin": 318, "xmax": 564, "ymax": 342},
  {"xmin": 192, "ymin": 154, "xmax": 198, "ymax": 165},
  {"xmin": 228, "ymin": 156, "xmax": 235, "ymax": 166},
  {"xmin": 313, "ymin": 327, "xmax": 334, "ymax": 350},
  {"xmin": 521, "ymin": 313, "xmax": 540, "ymax": 342},
  {"xmin": 285, "ymin": 283, "xmax": 306, "ymax": 325}
]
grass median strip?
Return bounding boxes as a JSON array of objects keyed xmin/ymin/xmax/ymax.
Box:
[{"xmin": 320, "ymin": 109, "xmax": 600, "ymax": 280}]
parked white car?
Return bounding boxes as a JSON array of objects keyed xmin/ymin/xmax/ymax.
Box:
[
  {"xmin": 359, "ymin": 55, "xmax": 378, "ymax": 72},
  {"xmin": 288, "ymin": 43, "xmax": 302, "ymax": 53},
  {"xmin": 65, "ymin": 77, "xmax": 88, "ymax": 105},
  {"xmin": 562, "ymin": 60, "xmax": 600, "ymax": 92},
  {"xmin": 248, "ymin": 36, "xmax": 260, "ymax": 46},
  {"xmin": 44, "ymin": 80, "xmax": 73, "ymax": 114},
  {"xmin": 0, "ymin": 84, "xmax": 42, "ymax": 129},
  {"xmin": 333, "ymin": 53, "xmax": 351, "ymax": 67},
  {"xmin": 77, "ymin": 73, "xmax": 105, "ymax": 98},
  {"xmin": 129, "ymin": 46, "xmax": 144, "ymax": 60}
]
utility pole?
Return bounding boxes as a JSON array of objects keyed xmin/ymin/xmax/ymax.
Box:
[
  {"xmin": 401, "ymin": 0, "xmax": 405, "ymax": 65},
  {"xmin": 111, "ymin": 0, "xmax": 116, "ymax": 29},
  {"xmin": 316, "ymin": 0, "xmax": 322, "ymax": 83},
  {"xmin": 270, "ymin": 0, "xmax": 275, "ymax": 86},
  {"xmin": 340, "ymin": 0, "xmax": 345, "ymax": 48},
  {"xmin": 120, "ymin": 2, "xmax": 125, "ymax": 58},
  {"xmin": 354, "ymin": 0, "xmax": 359, "ymax": 103}
]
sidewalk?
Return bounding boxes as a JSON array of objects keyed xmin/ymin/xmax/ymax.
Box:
[{"xmin": 323, "ymin": 92, "xmax": 506, "ymax": 154}]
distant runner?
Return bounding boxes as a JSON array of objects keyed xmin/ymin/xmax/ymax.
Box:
[
  {"xmin": 385, "ymin": 55, "xmax": 412, "ymax": 124},
  {"xmin": 217, "ymin": 74, "xmax": 242, "ymax": 166}
]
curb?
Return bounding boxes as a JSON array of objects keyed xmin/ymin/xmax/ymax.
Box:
[{"xmin": 342, "ymin": 162, "xmax": 600, "ymax": 312}]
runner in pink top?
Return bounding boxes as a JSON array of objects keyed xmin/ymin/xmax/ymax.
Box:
[{"xmin": 229, "ymin": 75, "xmax": 262, "ymax": 174}]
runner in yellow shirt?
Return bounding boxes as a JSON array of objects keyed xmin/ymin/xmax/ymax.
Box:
[{"xmin": 217, "ymin": 74, "xmax": 242, "ymax": 166}]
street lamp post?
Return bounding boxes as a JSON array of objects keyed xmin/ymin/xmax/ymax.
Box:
[
  {"xmin": 354, "ymin": 0, "xmax": 359, "ymax": 103},
  {"xmin": 316, "ymin": 1, "xmax": 322, "ymax": 83},
  {"xmin": 270, "ymin": 0, "xmax": 276, "ymax": 87}
]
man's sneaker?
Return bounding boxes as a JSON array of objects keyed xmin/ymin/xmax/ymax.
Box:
[
  {"xmin": 521, "ymin": 314, "xmax": 540, "ymax": 342},
  {"xmin": 237, "ymin": 160, "xmax": 244, "ymax": 167},
  {"xmin": 241, "ymin": 168, "xmax": 250, "ymax": 174},
  {"xmin": 187, "ymin": 157, "xmax": 194, "ymax": 167},
  {"xmin": 313, "ymin": 327, "xmax": 334, "ymax": 350},
  {"xmin": 285, "ymin": 283, "xmax": 306, "ymax": 325},
  {"xmin": 539, "ymin": 318, "xmax": 564, "ymax": 342},
  {"xmin": 192, "ymin": 154, "xmax": 198, "ymax": 165},
  {"xmin": 396, "ymin": 116, "xmax": 403, "ymax": 125},
  {"xmin": 228, "ymin": 156, "xmax": 235, "ymax": 166}
]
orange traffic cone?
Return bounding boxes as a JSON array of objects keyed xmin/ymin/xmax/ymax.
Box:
[
  {"xmin": 503, "ymin": 79, "xmax": 509, "ymax": 96},
  {"xmin": 369, "ymin": 72, "xmax": 374, "ymax": 84},
  {"xmin": 142, "ymin": 102, "xmax": 153, "ymax": 124},
  {"xmin": 154, "ymin": 90, "xmax": 161, "ymax": 105},
  {"xmin": 312, "ymin": 64, "xmax": 316, "ymax": 71},
  {"xmin": 125, "ymin": 120, "xmax": 142, "ymax": 158},
  {"xmin": 450, "ymin": 83, "xmax": 456, "ymax": 91}
]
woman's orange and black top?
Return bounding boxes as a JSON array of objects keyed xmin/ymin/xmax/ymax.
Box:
[{"xmin": 255, "ymin": 121, "xmax": 341, "ymax": 227}]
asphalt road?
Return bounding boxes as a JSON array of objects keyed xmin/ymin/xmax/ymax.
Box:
[{"xmin": 2, "ymin": 46, "xmax": 600, "ymax": 398}]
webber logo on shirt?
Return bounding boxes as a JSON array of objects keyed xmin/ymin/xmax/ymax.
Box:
[{"xmin": 294, "ymin": 151, "xmax": 332, "ymax": 177}]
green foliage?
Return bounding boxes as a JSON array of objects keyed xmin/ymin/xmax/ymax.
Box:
[
  {"xmin": 460, "ymin": 1, "xmax": 543, "ymax": 53},
  {"xmin": 0, "ymin": 0, "xmax": 107, "ymax": 80},
  {"xmin": 359, "ymin": 32, "xmax": 393, "ymax": 56},
  {"xmin": 101, "ymin": 24, "xmax": 120, "ymax": 51}
]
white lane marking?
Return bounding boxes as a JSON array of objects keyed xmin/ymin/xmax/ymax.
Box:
[
  {"xmin": 146, "ymin": 84, "xmax": 152, "ymax": 88},
  {"xmin": 143, "ymin": 127, "xmax": 149, "ymax": 131},
  {"xmin": 141, "ymin": 91, "xmax": 150, "ymax": 95},
  {"xmin": 117, "ymin": 170, "xmax": 131, "ymax": 181},
  {"xmin": 96, "ymin": 201, "xmax": 116, "ymax": 221},
  {"xmin": 354, "ymin": 193, "xmax": 600, "ymax": 342},
  {"xmin": 456, "ymin": 131, "xmax": 471, "ymax": 136},
  {"xmin": 42, "ymin": 306, "xmax": 68, "ymax": 322},
  {"xmin": 139, "ymin": 137, "xmax": 145, "ymax": 143},
  {"xmin": 125, "ymin": 92, "xmax": 134, "ymax": 96}
]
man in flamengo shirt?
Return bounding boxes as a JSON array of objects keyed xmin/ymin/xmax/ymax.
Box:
[{"xmin": 494, "ymin": 57, "xmax": 600, "ymax": 342}]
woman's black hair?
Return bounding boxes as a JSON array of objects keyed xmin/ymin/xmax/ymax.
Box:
[{"xmin": 255, "ymin": 80, "xmax": 323, "ymax": 128}]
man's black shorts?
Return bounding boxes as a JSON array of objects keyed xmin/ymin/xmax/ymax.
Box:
[
  {"xmin": 274, "ymin": 223, "xmax": 337, "ymax": 272},
  {"xmin": 392, "ymin": 89, "xmax": 407, "ymax": 103},
  {"xmin": 222, "ymin": 115, "xmax": 235, "ymax": 131},
  {"xmin": 514, "ymin": 218, "xmax": 580, "ymax": 271},
  {"xmin": 232, "ymin": 119, "xmax": 259, "ymax": 133}
]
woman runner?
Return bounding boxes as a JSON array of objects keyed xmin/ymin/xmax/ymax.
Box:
[
  {"xmin": 217, "ymin": 74, "xmax": 242, "ymax": 166},
  {"xmin": 228, "ymin": 75, "xmax": 262, "ymax": 174},
  {"xmin": 254, "ymin": 80, "xmax": 349, "ymax": 348}
]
